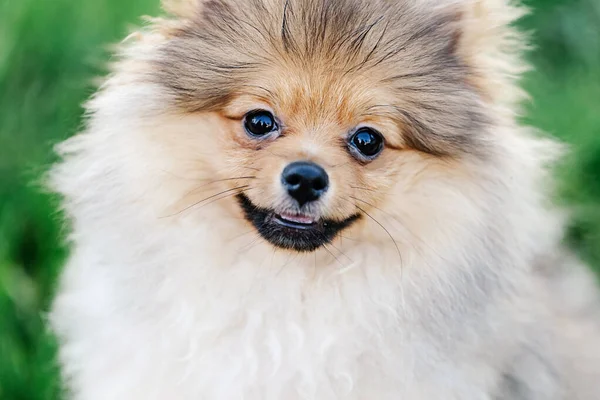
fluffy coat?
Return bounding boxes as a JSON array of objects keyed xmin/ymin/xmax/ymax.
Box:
[{"xmin": 50, "ymin": 0, "xmax": 600, "ymax": 398}]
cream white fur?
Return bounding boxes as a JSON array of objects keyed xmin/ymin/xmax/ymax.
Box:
[{"xmin": 50, "ymin": 1, "xmax": 600, "ymax": 399}]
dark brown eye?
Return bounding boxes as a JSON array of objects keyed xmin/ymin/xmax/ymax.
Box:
[
  {"xmin": 244, "ymin": 110, "xmax": 278, "ymax": 137},
  {"xmin": 349, "ymin": 128, "xmax": 384, "ymax": 160}
]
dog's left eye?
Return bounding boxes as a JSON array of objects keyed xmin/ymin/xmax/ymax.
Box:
[
  {"xmin": 244, "ymin": 110, "xmax": 278, "ymax": 138},
  {"xmin": 348, "ymin": 128, "xmax": 384, "ymax": 160}
]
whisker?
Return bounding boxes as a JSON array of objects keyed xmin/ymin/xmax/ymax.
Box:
[
  {"xmin": 158, "ymin": 170, "xmax": 252, "ymax": 184},
  {"xmin": 161, "ymin": 185, "xmax": 249, "ymax": 218},
  {"xmin": 237, "ymin": 234, "xmax": 263, "ymax": 255},
  {"xmin": 349, "ymin": 195, "xmax": 445, "ymax": 261},
  {"xmin": 183, "ymin": 176, "xmax": 256, "ymax": 197},
  {"xmin": 353, "ymin": 203, "xmax": 403, "ymax": 267},
  {"xmin": 322, "ymin": 243, "xmax": 345, "ymax": 268},
  {"xmin": 228, "ymin": 229, "xmax": 257, "ymax": 242},
  {"xmin": 349, "ymin": 196, "xmax": 377, "ymax": 208},
  {"xmin": 192, "ymin": 187, "xmax": 257, "ymax": 212},
  {"xmin": 339, "ymin": 235, "xmax": 360, "ymax": 242},
  {"xmin": 350, "ymin": 186, "xmax": 393, "ymax": 197},
  {"xmin": 275, "ymin": 252, "xmax": 299, "ymax": 277},
  {"xmin": 326, "ymin": 240, "xmax": 353, "ymax": 264}
]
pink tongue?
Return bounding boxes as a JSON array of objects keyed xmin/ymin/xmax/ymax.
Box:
[{"xmin": 280, "ymin": 212, "xmax": 315, "ymax": 224}]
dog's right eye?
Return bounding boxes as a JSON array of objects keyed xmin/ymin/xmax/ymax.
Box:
[
  {"xmin": 244, "ymin": 110, "xmax": 278, "ymax": 138},
  {"xmin": 348, "ymin": 127, "xmax": 384, "ymax": 161}
]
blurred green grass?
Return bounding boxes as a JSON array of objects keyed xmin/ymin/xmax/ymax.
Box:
[{"xmin": 0, "ymin": 0, "xmax": 599, "ymax": 398}]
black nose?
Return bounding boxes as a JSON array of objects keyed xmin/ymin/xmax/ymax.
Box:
[{"xmin": 281, "ymin": 161, "xmax": 329, "ymax": 207}]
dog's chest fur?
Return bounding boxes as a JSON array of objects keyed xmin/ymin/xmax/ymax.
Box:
[{"xmin": 54, "ymin": 220, "xmax": 526, "ymax": 400}]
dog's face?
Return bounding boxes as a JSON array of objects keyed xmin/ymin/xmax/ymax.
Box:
[
  {"xmin": 214, "ymin": 71, "xmax": 399, "ymax": 252},
  {"xmin": 142, "ymin": 0, "xmax": 513, "ymax": 254}
]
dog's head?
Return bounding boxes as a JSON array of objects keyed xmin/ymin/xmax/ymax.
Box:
[{"xmin": 61, "ymin": 0, "xmax": 538, "ymax": 258}]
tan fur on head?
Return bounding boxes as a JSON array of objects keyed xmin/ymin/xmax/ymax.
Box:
[{"xmin": 49, "ymin": 0, "xmax": 600, "ymax": 399}]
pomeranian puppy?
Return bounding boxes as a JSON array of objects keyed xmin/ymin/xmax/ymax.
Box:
[{"xmin": 49, "ymin": 0, "xmax": 600, "ymax": 398}]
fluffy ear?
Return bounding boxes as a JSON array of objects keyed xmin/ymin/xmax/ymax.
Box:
[
  {"xmin": 450, "ymin": 0, "xmax": 530, "ymax": 110},
  {"xmin": 161, "ymin": 0, "xmax": 204, "ymax": 17}
]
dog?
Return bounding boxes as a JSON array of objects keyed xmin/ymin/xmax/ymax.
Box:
[{"xmin": 49, "ymin": 0, "xmax": 600, "ymax": 398}]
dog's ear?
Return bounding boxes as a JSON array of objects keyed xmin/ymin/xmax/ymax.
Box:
[
  {"xmin": 443, "ymin": 0, "xmax": 529, "ymax": 109},
  {"xmin": 161, "ymin": 0, "xmax": 204, "ymax": 17}
]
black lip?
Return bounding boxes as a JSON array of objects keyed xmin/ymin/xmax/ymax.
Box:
[{"xmin": 236, "ymin": 193, "xmax": 360, "ymax": 252}]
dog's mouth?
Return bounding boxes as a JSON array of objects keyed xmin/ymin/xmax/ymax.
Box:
[
  {"xmin": 274, "ymin": 212, "xmax": 318, "ymax": 230},
  {"xmin": 236, "ymin": 194, "xmax": 360, "ymax": 252}
]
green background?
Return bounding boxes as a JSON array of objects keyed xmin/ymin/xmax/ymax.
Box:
[{"xmin": 1, "ymin": 0, "xmax": 599, "ymax": 398}]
